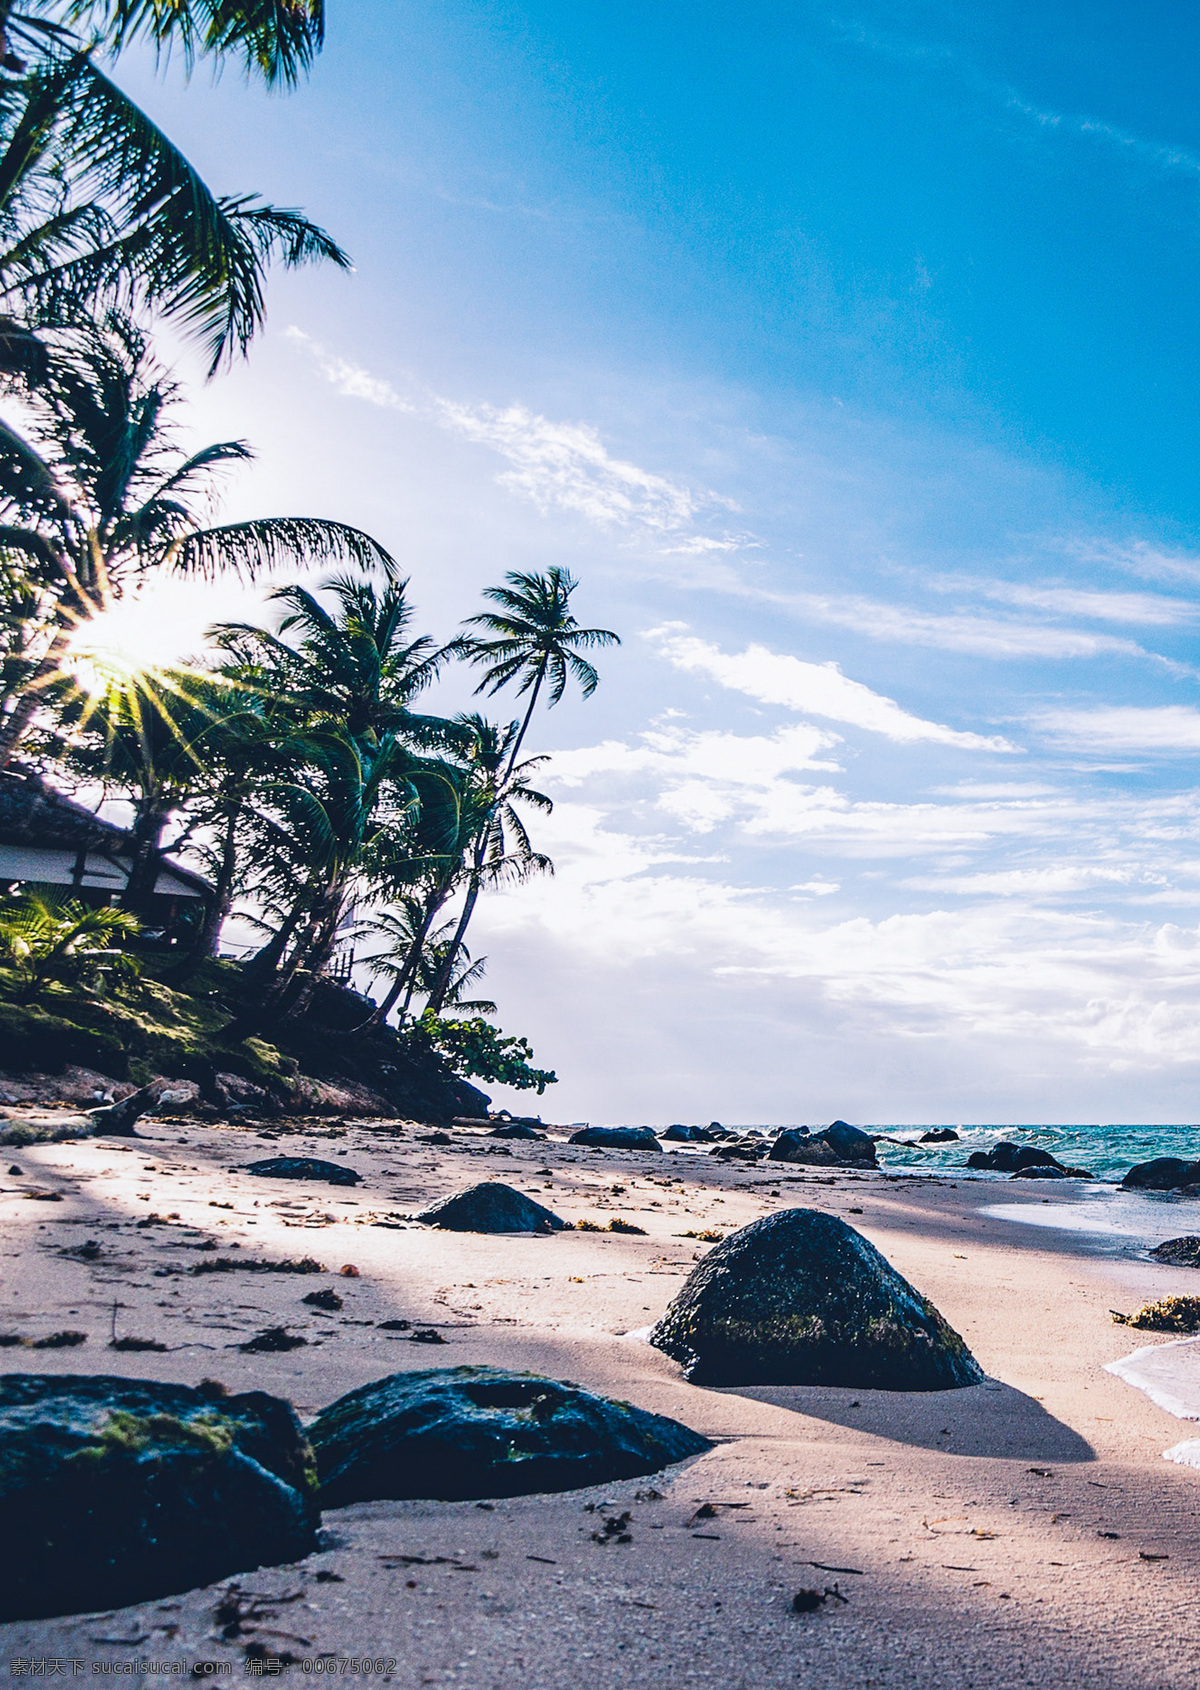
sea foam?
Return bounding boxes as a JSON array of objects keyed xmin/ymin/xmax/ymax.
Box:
[{"xmin": 1105, "ymin": 1334, "xmax": 1200, "ymax": 1421}]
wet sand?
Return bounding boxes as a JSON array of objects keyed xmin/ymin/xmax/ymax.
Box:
[{"xmin": 2, "ymin": 1114, "xmax": 1199, "ymax": 1688}]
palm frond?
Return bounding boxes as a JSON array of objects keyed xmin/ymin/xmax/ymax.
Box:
[
  {"xmin": 165, "ymin": 517, "xmax": 395, "ymax": 580},
  {"xmin": 69, "ymin": 0, "xmax": 326, "ymax": 87}
]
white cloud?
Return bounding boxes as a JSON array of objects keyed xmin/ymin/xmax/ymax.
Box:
[
  {"xmin": 977, "ymin": 582, "xmax": 1200, "ymax": 627},
  {"xmin": 778, "ymin": 590, "xmax": 1162, "ymax": 661},
  {"xmin": 289, "ymin": 329, "xmax": 744, "ymax": 550},
  {"xmin": 650, "ymin": 628, "xmax": 1019, "ymax": 750},
  {"xmin": 431, "ymin": 397, "xmax": 706, "ymax": 533},
  {"xmin": 1034, "ymin": 706, "xmax": 1200, "ymax": 751}
]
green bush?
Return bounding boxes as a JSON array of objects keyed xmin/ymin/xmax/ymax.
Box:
[{"xmin": 418, "ymin": 1013, "xmax": 557, "ymax": 1094}]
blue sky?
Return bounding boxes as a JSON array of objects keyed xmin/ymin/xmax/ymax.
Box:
[{"xmin": 105, "ymin": 1, "xmax": 1200, "ymax": 1121}]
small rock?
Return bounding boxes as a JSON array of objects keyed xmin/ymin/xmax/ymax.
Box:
[
  {"xmin": 919, "ymin": 1128, "xmax": 959, "ymax": 1144},
  {"xmin": 489, "ymin": 1122, "xmax": 544, "ymax": 1139},
  {"xmin": 649, "ymin": 1208, "xmax": 983, "ymax": 1389},
  {"xmin": 0, "ymin": 1373, "xmax": 317, "ymax": 1620},
  {"xmin": 308, "ymin": 1366, "xmax": 711, "ymax": 1504},
  {"xmin": 568, "ymin": 1127, "xmax": 663, "ymax": 1152},
  {"xmin": 7, "ymin": 1165, "xmax": 22, "ymax": 1176},
  {"xmin": 1149, "ymin": 1236, "xmax": 1200, "ymax": 1267},
  {"xmin": 243, "ymin": 1157, "xmax": 361, "ymax": 1187},
  {"xmin": 417, "ymin": 1182, "xmax": 567, "ymax": 1234}
]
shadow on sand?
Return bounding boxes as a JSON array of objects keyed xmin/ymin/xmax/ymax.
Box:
[{"xmin": 711, "ymin": 1376, "xmax": 1095, "ymax": 1462}]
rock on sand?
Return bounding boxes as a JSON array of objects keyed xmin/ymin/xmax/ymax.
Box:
[
  {"xmin": 308, "ymin": 1365, "xmax": 711, "ymax": 1504},
  {"xmin": 244, "ymin": 1155, "xmax": 362, "ymax": 1186},
  {"xmin": 649, "ymin": 1208, "xmax": 985, "ymax": 1390},
  {"xmin": 418, "ymin": 1181, "xmax": 567, "ymax": 1232},
  {"xmin": 569, "ymin": 1126, "xmax": 663, "ymax": 1151},
  {"xmin": 0, "ymin": 1374, "xmax": 317, "ymax": 1621}
]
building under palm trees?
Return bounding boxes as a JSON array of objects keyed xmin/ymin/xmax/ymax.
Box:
[{"xmin": 0, "ymin": 770, "xmax": 211, "ymax": 943}]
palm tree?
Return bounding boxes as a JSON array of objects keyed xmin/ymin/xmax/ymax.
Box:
[
  {"xmin": 0, "ymin": 4, "xmax": 341, "ymax": 375},
  {"xmin": 457, "ymin": 567, "xmax": 620, "ymax": 779},
  {"xmin": 212, "ymin": 573, "xmax": 467, "ymax": 1030},
  {"xmin": 357, "ymin": 899, "xmax": 497, "ymax": 1018},
  {"xmin": 422, "ymin": 715, "xmax": 553, "ymax": 1016},
  {"xmin": 0, "ymin": 314, "xmax": 393, "ymax": 765}
]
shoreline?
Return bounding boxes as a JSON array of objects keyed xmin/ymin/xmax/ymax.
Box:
[{"xmin": 3, "ymin": 1111, "xmax": 1200, "ymax": 1687}]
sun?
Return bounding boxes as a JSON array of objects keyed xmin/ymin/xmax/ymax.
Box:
[{"xmin": 63, "ymin": 590, "xmax": 208, "ymax": 697}]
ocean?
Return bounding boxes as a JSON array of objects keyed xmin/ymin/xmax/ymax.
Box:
[{"xmin": 714, "ymin": 1120, "xmax": 1200, "ymax": 1181}]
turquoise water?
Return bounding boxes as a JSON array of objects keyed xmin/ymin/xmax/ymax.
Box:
[{"xmin": 710, "ymin": 1122, "xmax": 1200, "ymax": 1182}]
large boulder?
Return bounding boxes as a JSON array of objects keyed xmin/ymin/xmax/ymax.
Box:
[
  {"xmin": 1123, "ymin": 1157, "xmax": 1200, "ymax": 1192},
  {"xmin": 662, "ymin": 1123, "xmax": 717, "ymax": 1142},
  {"xmin": 244, "ymin": 1155, "xmax": 361, "ymax": 1186},
  {"xmin": 417, "ymin": 1182, "xmax": 566, "ymax": 1233},
  {"xmin": 919, "ymin": 1128, "xmax": 959, "ymax": 1144},
  {"xmin": 966, "ymin": 1142, "xmax": 1061, "ymax": 1173},
  {"xmin": 769, "ymin": 1120, "xmax": 876, "ymax": 1167},
  {"xmin": 0, "ymin": 1374, "xmax": 317, "ymax": 1621},
  {"xmin": 309, "ymin": 1366, "xmax": 710, "ymax": 1504},
  {"xmin": 649, "ymin": 1208, "xmax": 984, "ymax": 1390},
  {"xmin": 569, "ymin": 1126, "xmax": 662, "ymax": 1152}
]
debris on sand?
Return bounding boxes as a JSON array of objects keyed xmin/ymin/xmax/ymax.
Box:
[
  {"xmin": 308, "ymin": 1365, "xmax": 711, "ymax": 1505},
  {"xmin": 0, "ymin": 1372, "xmax": 317, "ymax": 1620},
  {"xmin": 238, "ymin": 1327, "xmax": 308, "ymax": 1353},
  {"xmin": 302, "ymin": 1289, "xmax": 344, "ymax": 1311},
  {"xmin": 191, "ymin": 1256, "xmax": 324, "ymax": 1277},
  {"xmin": 1112, "ymin": 1296, "xmax": 1200, "ymax": 1333},
  {"xmin": 0, "ymin": 1081, "xmax": 164, "ymax": 1147},
  {"xmin": 243, "ymin": 1157, "xmax": 361, "ymax": 1187},
  {"xmin": 650, "ymin": 1208, "xmax": 984, "ymax": 1389},
  {"xmin": 417, "ymin": 1182, "xmax": 567, "ymax": 1234}
]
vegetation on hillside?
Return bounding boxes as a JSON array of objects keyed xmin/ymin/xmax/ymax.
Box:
[{"xmin": 0, "ymin": 2, "xmax": 618, "ymax": 1102}]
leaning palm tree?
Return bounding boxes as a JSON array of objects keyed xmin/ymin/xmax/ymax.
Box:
[
  {"xmin": 422, "ymin": 715, "xmax": 553, "ymax": 1016},
  {"xmin": 0, "ymin": 4, "xmax": 341, "ymax": 377},
  {"xmin": 0, "ymin": 313, "xmax": 393, "ymax": 765},
  {"xmin": 457, "ymin": 567, "xmax": 619, "ymax": 778}
]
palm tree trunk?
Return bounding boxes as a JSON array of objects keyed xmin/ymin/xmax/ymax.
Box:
[
  {"xmin": 121, "ymin": 803, "xmax": 171, "ymax": 913},
  {"xmin": 243, "ymin": 899, "xmax": 305, "ymax": 984},
  {"xmin": 425, "ymin": 860, "xmax": 483, "ymax": 1015},
  {"xmin": 501, "ymin": 660, "xmax": 546, "ymax": 783},
  {"xmin": 165, "ymin": 809, "xmax": 239, "ymax": 983}
]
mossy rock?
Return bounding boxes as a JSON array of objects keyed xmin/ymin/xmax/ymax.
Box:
[
  {"xmin": 308, "ymin": 1366, "xmax": 710, "ymax": 1504},
  {"xmin": 650, "ymin": 1208, "xmax": 985, "ymax": 1391},
  {"xmin": 0, "ymin": 1001, "xmax": 128, "ymax": 1078},
  {"xmin": 0, "ymin": 1374, "xmax": 318, "ymax": 1620}
]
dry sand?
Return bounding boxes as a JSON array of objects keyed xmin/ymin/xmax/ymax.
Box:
[{"xmin": 2, "ymin": 1114, "xmax": 1199, "ymax": 1688}]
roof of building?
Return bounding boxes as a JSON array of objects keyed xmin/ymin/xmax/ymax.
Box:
[{"xmin": 0, "ymin": 770, "xmax": 211, "ymax": 897}]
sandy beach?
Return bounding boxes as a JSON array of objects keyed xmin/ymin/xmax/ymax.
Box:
[{"xmin": 2, "ymin": 1113, "xmax": 1199, "ymax": 1689}]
